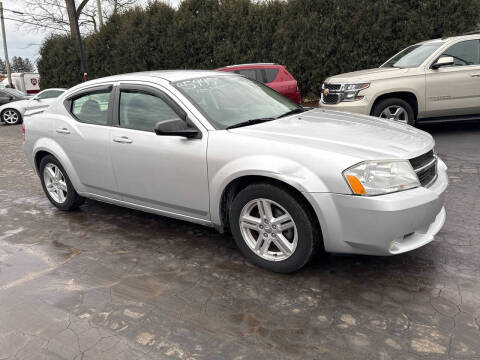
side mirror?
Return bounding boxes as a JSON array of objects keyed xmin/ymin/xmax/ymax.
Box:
[
  {"xmin": 432, "ymin": 56, "xmax": 454, "ymax": 69},
  {"xmin": 154, "ymin": 118, "xmax": 200, "ymax": 139}
]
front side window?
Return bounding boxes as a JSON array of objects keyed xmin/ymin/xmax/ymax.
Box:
[
  {"xmin": 72, "ymin": 90, "xmax": 111, "ymax": 125},
  {"xmin": 173, "ymin": 75, "xmax": 300, "ymax": 129},
  {"xmin": 119, "ymin": 91, "xmax": 180, "ymax": 132},
  {"xmin": 382, "ymin": 42, "xmax": 444, "ymax": 68},
  {"xmin": 441, "ymin": 40, "xmax": 480, "ymax": 66},
  {"xmin": 37, "ymin": 90, "xmax": 64, "ymax": 100}
]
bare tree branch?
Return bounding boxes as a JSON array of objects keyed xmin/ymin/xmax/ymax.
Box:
[{"xmin": 16, "ymin": 0, "xmax": 139, "ymax": 35}]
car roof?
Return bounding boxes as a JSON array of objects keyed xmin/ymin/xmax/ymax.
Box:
[{"xmin": 84, "ymin": 70, "xmax": 233, "ymax": 85}]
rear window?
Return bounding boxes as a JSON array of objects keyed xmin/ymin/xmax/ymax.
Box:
[{"xmin": 264, "ymin": 68, "xmax": 279, "ymax": 83}]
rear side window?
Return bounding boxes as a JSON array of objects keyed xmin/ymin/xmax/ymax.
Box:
[
  {"xmin": 236, "ymin": 69, "xmax": 264, "ymax": 82},
  {"xmin": 37, "ymin": 90, "xmax": 64, "ymax": 100},
  {"xmin": 264, "ymin": 68, "xmax": 279, "ymax": 83},
  {"xmin": 119, "ymin": 91, "xmax": 180, "ymax": 132},
  {"xmin": 441, "ymin": 40, "xmax": 480, "ymax": 66},
  {"xmin": 72, "ymin": 90, "xmax": 110, "ymax": 125}
]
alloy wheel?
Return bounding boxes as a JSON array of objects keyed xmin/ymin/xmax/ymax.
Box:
[
  {"xmin": 2, "ymin": 109, "xmax": 19, "ymax": 125},
  {"xmin": 379, "ymin": 105, "xmax": 409, "ymax": 123},
  {"xmin": 43, "ymin": 163, "xmax": 68, "ymax": 204},
  {"xmin": 239, "ymin": 198, "xmax": 298, "ymax": 262}
]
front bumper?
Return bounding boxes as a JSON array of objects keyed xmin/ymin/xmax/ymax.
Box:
[
  {"xmin": 319, "ymin": 99, "xmax": 372, "ymax": 116},
  {"xmin": 308, "ymin": 158, "xmax": 448, "ymax": 256}
]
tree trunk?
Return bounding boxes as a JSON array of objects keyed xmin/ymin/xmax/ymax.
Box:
[{"xmin": 65, "ymin": 0, "xmax": 79, "ymax": 39}]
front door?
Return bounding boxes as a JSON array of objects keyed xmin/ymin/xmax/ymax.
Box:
[
  {"xmin": 109, "ymin": 84, "xmax": 210, "ymax": 221},
  {"xmin": 425, "ymin": 39, "xmax": 480, "ymax": 118}
]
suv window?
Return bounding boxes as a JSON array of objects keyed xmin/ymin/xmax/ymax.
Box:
[
  {"xmin": 441, "ymin": 40, "xmax": 480, "ymax": 66},
  {"xmin": 119, "ymin": 91, "xmax": 179, "ymax": 132},
  {"xmin": 235, "ymin": 69, "xmax": 264, "ymax": 82},
  {"xmin": 264, "ymin": 68, "xmax": 279, "ymax": 83},
  {"xmin": 72, "ymin": 90, "xmax": 110, "ymax": 125},
  {"xmin": 37, "ymin": 90, "xmax": 64, "ymax": 100}
]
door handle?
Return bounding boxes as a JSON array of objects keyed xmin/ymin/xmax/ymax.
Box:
[
  {"xmin": 470, "ymin": 74, "xmax": 480, "ymax": 77},
  {"xmin": 56, "ymin": 128, "xmax": 70, "ymax": 134},
  {"xmin": 113, "ymin": 136, "xmax": 133, "ymax": 144}
]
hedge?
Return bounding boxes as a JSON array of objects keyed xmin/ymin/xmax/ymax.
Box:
[{"xmin": 38, "ymin": 0, "xmax": 480, "ymax": 97}]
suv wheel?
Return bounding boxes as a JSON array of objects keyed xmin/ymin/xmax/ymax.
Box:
[
  {"xmin": 229, "ymin": 183, "xmax": 319, "ymax": 273},
  {"xmin": 1, "ymin": 109, "xmax": 22, "ymax": 125},
  {"xmin": 372, "ymin": 98, "xmax": 415, "ymax": 126},
  {"xmin": 39, "ymin": 155, "xmax": 85, "ymax": 211}
]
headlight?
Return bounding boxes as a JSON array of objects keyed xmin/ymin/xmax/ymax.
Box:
[
  {"xmin": 343, "ymin": 160, "xmax": 419, "ymax": 196},
  {"xmin": 342, "ymin": 82, "xmax": 370, "ymax": 102}
]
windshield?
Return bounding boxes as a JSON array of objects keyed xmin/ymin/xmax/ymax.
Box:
[
  {"xmin": 381, "ymin": 42, "xmax": 444, "ymax": 68},
  {"xmin": 3, "ymin": 88, "xmax": 27, "ymax": 97},
  {"xmin": 173, "ymin": 75, "xmax": 300, "ymax": 129}
]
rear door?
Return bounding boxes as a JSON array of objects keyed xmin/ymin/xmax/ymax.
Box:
[
  {"xmin": 109, "ymin": 83, "xmax": 210, "ymax": 221},
  {"xmin": 55, "ymin": 84, "xmax": 119, "ymax": 198},
  {"xmin": 425, "ymin": 39, "xmax": 480, "ymax": 117}
]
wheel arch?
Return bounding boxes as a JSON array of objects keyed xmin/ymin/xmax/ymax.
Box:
[
  {"xmin": 217, "ymin": 175, "xmax": 324, "ymax": 248},
  {"xmin": 370, "ymin": 91, "xmax": 419, "ymax": 120},
  {"xmin": 32, "ymin": 139, "xmax": 84, "ymax": 193}
]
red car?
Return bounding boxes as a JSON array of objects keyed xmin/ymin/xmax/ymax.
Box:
[{"xmin": 216, "ymin": 63, "xmax": 301, "ymax": 104}]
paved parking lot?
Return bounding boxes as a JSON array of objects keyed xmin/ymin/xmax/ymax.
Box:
[{"xmin": 0, "ymin": 121, "xmax": 479, "ymax": 360}]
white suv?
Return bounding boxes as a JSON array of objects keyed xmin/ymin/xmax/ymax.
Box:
[{"xmin": 321, "ymin": 33, "xmax": 480, "ymax": 125}]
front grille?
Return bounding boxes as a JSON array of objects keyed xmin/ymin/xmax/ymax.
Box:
[
  {"xmin": 409, "ymin": 150, "xmax": 437, "ymax": 187},
  {"xmin": 322, "ymin": 94, "xmax": 341, "ymax": 104},
  {"xmin": 323, "ymin": 83, "xmax": 342, "ymax": 91}
]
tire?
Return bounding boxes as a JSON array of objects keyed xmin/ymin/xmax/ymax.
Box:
[
  {"xmin": 229, "ymin": 183, "xmax": 320, "ymax": 273},
  {"xmin": 1, "ymin": 108, "xmax": 22, "ymax": 125},
  {"xmin": 372, "ymin": 98, "xmax": 415, "ymax": 126},
  {"xmin": 39, "ymin": 155, "xmax": 85, "ymax": 211}
]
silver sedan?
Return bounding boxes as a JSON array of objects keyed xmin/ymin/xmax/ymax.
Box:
[{"xmin": 23, "ymin": 71, "xmax": 447, "ymax": 273}]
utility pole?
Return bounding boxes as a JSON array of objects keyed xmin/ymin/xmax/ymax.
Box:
[
  {"xmin": 68, "ymin": 0, "xmax": 87, "ymax": 82},
  {"xmin": 97, "ymin": 0, "xmax": 104, "ymax": 28},
  {"xmin": 0, "ymin": 2, "xmax": 12, "ymax": 87}
]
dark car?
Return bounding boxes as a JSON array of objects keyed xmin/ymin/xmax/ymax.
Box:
[
  {"xmin": 216, "ymin": 63, "xmax": 301, "ymax": 104},
  {"xmin": 0, "ymin": 88, "xmax": 29, "ymax": 106}
]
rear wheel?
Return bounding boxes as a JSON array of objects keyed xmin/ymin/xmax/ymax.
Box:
[
  {"xmin": 372, "ymin": 98, "xmax": 415, "ymax": 126},
  {"xmin": 229, "ymin": 183, "xmax": 319, "ymax": 273},
  {"xmin": 1, "ymin": 109, "xmax": 22, "ymax": 125},
  {"xmin": 39, "ymin": 155, "xmax": 85, "ymax": 211}
]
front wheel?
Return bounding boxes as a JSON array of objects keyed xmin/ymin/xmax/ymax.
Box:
[
  {"xmin": 39, "ymin": 155, "xmax": 85, "ymax": 211},
  {"xmin": 1, "ymin": 109, "xmax": 22, "ymax": 125},
  {"xmin": 229, "ymin": 183, "xmax": 320, "ymax": 273},
  {"xmin": 372, "ymin": 98, "xmax": 415, "ymax": 126}
]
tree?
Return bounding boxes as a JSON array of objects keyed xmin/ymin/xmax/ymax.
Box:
[
  {"xmin": 10, "ymin": 57, "xmax": 35, "ymax": 72},
  {"xmin": 18, "ymin": 0, "xmax": 137, "ymax": 35},
  {"xmin": 0, "ymin": 59, "xmax": 6, "ymax": 73},
  {"xmin": 38, "ymin": 0, "xmax": 480, "ymax": 93}
]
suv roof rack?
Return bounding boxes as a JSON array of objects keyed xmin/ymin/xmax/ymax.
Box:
[
  {"xmin": 222, "ymin": 63, "xmax": 277, "ymax": 68},
  {"xmin": 462, "ymin": 30, "xmax": 480, "ymax": 35}
]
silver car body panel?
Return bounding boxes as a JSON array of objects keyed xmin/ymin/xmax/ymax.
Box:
[{"xmin": 23, "ymin": 71, "xmax": 447, "ymax": 255}]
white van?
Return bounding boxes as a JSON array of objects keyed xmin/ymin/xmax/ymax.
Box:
[{"xmin": 1, "ymin": 73, "xmax": 40, "ymax": 95}]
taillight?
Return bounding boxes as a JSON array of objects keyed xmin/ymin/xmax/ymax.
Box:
[{"xmin": 22, "ymin": 123, "xmax": 25, "ymax": 142}]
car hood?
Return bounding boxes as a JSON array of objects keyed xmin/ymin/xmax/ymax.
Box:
[
  {"xmin": 0, "ymin": 98, "xmax": 31, "ymax": 112},
  {"xmin": 228, "ymin": 109, "xmax": 434, "ymax": 161},
  {"xmin": 325, "ymin": 67, "xmax": 415, "ymax": 83}
]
